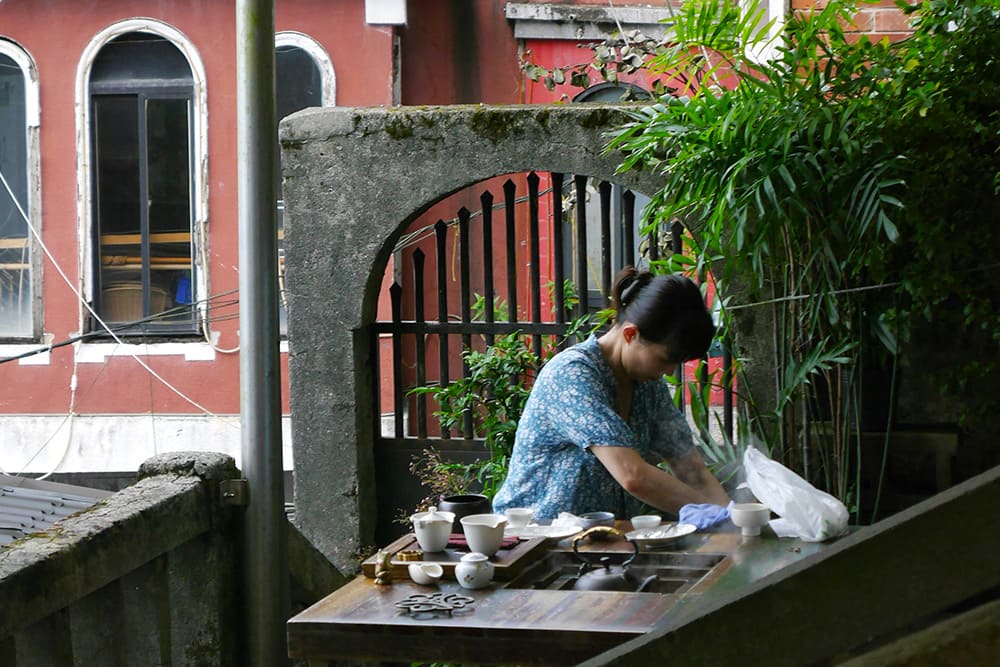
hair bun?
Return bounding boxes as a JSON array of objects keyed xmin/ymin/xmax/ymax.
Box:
[{"xmin": 619, "ymin": 272, "xmax": 651, "ymax": 308}]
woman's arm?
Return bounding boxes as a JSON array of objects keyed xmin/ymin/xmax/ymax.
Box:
[
  {"xmin": 669, "ymin": 449, "xmax": 730, "ymax": 506},
  {"xmin": 590, "ymin": 446, "xmax": 729, "ymax": 513}
]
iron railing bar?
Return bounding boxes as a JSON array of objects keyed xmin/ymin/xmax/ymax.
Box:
[
  {"xmin": 374, "ymin": 436, "xmax": 490, "ymax": 452},
  {"xmin": 696, "ymin": 260, "xmax": 710, "ymax": 437},
  {"xmin": 373, "ymin": 321, "xmax": 570, "ymax": 335},
  {"xmin": 648, "ymin": 219, "xmax": 659, "ymax": 263},
  {"xmin": 434, "ymin": 219, "xmax": 451, "ymax": 439},
  {"xmin": 551, "ymin": 173, "xmax": 566, "ymax": 335},
  {"xmin": 528, "ymin": 172, "xmax": 542, "ymax": 360},
  {"xmin": 623, "ymin": 189, "xmax": 636, "ymax": 268},
  {"xmin": 574, "ymin": 174, "xmax": 588, "ymax": 322},
  {"xmin": 670, "ymin": 219, "xmax": 685, "ymax": 409},
  {"xmin": 458, "ymin": 207, "xmax": 473, "ymax": 438},
  {"xmin": 481, "ymin": 191, "xmax": 495, "ymax": 347},
  {"xmin": 503, "ymin": 179, "xmax": 518, "ymax": 323},
  {"xmin": 599, "ymin": 180, "xmax": 612, "ymax": 304},
  {"xmin": 412, "ymin": 249, "xmax": 427, "ymax": 439},
  {"xmin": 390, "ymin": 282, "xmax": 404, "ymax": 438}
]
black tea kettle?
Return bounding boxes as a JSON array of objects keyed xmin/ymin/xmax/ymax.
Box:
[{"xmin": 570, "ymin": 526, "xmax": 657, "ymax": 593}]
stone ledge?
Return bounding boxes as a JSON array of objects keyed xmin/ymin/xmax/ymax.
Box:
[
  {"xmin": 0, "ymin": 452, "xmax": 238, "ymax": 637},
  {"xmin": 138, "ymin": 450, "xmax": 239, "ymax": 482}
]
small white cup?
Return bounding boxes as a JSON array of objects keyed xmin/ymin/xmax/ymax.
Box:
[
  {"xmin": 630, "ymin": 514, "xmax": 662, "ymax": 531},
  {"xmin": 504, "ymin": 507, "xmax": 534, "ymax": 529},
  {"xmin": 407, "ymin": 562, "xmax": 444, "ymax": 586}
]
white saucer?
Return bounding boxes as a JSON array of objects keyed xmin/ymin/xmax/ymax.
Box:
[
  {"xmin": 625, "ymin": 522, "xmax": 697, "ymax": 547},
  {"xmin": 505, "ymin": 523, "xmax": 582, "ymax": 542}
]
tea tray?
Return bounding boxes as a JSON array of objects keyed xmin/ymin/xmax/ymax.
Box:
[{"xmin": 361, "ymin": 533, "xmax": 548, "ymax": 581}]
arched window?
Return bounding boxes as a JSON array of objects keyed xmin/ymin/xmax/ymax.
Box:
[
  {"xmin": 87, "ymin": 31, "xmax": 199, "ymax": 335},
  {"xmin": 275, "ymin": 32, "xmax": 335, "ymax": 335},
  {"xmin": 0, "ymin": 41, "xmax": 39, "ymax": 339}
]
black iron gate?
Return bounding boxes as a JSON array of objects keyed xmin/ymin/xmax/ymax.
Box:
[{"xmin": 371, "ymin": 171, "xmax": 730, "ymax": 543}]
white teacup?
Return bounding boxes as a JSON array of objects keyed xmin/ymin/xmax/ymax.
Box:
[
  {"xmin": 408, "ymin": 562, "xmax": 444, "ymax": 586},
  {"xmin": 630, "ymin": 514, "xmax": 662, "ymax": 531},
  {"xmin": 504, "ymin": 507, "xmax": 534, "ymax": 529}
]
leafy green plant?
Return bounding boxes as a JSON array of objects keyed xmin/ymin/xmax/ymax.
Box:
[
  {"xmin": 603, "ymin": 0, "xmax": 912, "ymax": 514},
  {"xmin": 409, "ymin": 330, "xmax": 540, "ymax": 503},
  {"xmin": 407, "ymin": 283, "xmax": 606, "ymax": 513},
  {"xmin": 513, "ymin": 0, "xmax": 994, "ymax": 520}
]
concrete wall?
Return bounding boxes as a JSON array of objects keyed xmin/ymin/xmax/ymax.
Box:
[
  {"xmin": 279, "ymin": 103, "xmax": 665, "ymax": 572},
  {"xmin": 0, "ymin": 452, "xmax": 242, "ymax": 665},
  {"xmin": 0, "ymin": 451, "xmax": 348, "ymax": 665}
]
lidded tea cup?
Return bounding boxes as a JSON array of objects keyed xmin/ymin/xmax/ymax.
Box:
[{"xmin": 410, "ymin": 506, "xmax": 455, "ymax": 552}]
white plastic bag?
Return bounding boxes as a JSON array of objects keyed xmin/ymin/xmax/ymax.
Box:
[{"xmin": 743, "ymin": 446, "xmax": 849, "ymax": 542}]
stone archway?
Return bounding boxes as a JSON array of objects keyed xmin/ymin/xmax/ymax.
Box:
[{"xmin": 280, "ymin": 103, "xmax": 665, "ymax": 570}]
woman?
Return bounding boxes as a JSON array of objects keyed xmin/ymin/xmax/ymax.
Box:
[{"xmin": 492, "ymin": 267, "xmax": 730, "ymax": 520}]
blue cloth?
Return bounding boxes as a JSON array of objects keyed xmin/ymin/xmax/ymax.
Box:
[
  {"xmin": 492, "ymin": 335, "xmax": 696, "ymax": 520},
  {"xmin": 679, "ymin": 501, "xmax": 733, "ymax": 530}
]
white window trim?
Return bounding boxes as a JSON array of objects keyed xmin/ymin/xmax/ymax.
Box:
[
  {"xmin": 0, "ymin": 38, "xmax": 42, "ymax": 340},
  {"xmin": 743, "ymin": 0, "xmax": 789, "ymax": 64},
  {"xmin": 275, "ymin": 31, "xmax": 337, "ymax": 106},
  {"xmin": 0, "ymin": 40, "xmax": 39, "ymax": 127},
  {"xmin": 74, "ymin": 19, "xmax": 209, "ymax": 338}
]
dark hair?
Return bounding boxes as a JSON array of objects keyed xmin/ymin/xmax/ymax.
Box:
[{"xmin": 610, "ymin": 266, "xmax": 715, "ymax": 362}]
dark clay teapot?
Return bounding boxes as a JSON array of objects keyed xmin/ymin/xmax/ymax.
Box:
[{"xmin": 570, "ymin": 526, "xmax": 657, "ymax": 593}]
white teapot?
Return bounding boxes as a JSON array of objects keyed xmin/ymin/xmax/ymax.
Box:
[
  {"xmin": 410, "ymin": 506, "xmax": 455, "ymax": 552},
  {"xmin": 455, "ymin": 552, "xmax": 494, "ymax": 590}
]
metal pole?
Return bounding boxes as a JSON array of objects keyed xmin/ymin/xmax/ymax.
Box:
[{"xmin": 236, "ymin": 0, "xmax": 287, "ymax": 664}]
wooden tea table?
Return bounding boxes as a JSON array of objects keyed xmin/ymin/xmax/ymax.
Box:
[{"xmin": 287, "ymin": 524, "xmax": 830, "ymax": 666}]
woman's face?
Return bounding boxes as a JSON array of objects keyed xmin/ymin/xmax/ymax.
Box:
[{"xmin": 623, "ymin": 332, "xmax": 677, "ymax": 381}]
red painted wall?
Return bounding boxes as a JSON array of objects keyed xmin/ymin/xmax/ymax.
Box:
[{"xmin": 0, "ymin": 0, "xmax": 394, "ymax": 417}]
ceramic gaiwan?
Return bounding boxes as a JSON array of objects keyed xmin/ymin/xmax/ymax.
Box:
[{"xmin": 410, "ymin": 506, "xmax": 456, "ymax": 552}]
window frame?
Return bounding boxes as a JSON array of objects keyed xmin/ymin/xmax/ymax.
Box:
[
  {"xmin": 0, "ymin": 39, "xmax": 41, "ymax": 342},
  {"xmin": 88, "ymin": 86, "xmax": 197, "ymax": 336},
  {"xmin": 75, "ymin": 20, "xmax": 208, "ymax": 342}
]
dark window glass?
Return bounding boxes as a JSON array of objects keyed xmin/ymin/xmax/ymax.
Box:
[
  {"xmin": 276, "ymin": 46, "xmax": 321, "ymax": 123},
  {"xmin": 91, "ymin": 33, "xmax": 193, "ymax": 88},
  {"xmin": 90, "ymin": 34, "xmax": 195, "ymax": 335}
]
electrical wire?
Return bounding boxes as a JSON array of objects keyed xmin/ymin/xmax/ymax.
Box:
[
  {"xmin": 198, "ymin": 223, "xmax": 241, "ymax": 354},
  {"xmin": 0, "ymin": 289, "xmax": 241, "ymax": 365},
  {"xmin": 0, "ymin": 167, "xmax": 219, "ymax": 416}
]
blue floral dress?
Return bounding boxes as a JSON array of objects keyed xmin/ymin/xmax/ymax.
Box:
[{"xmin": 492, "ymin": 335, "xmax": 695, "ymax": 519}]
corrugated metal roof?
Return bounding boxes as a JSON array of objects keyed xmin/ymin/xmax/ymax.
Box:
[{"xmin": 0, "ymin": 474, "xmax": 112, "ymax": 547}]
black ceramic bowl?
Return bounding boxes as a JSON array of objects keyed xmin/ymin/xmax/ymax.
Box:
[{"xmin": 437, "ymin": 494, "xmax": 492, "ymax": 533}]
